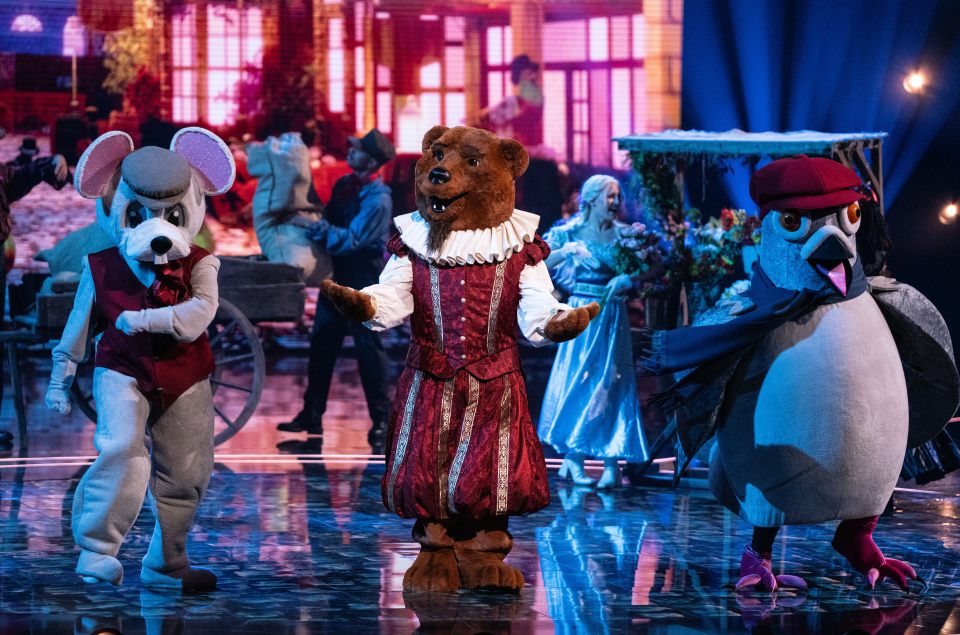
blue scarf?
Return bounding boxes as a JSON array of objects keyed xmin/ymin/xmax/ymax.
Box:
[{"xmin": 639, "ymin": 258, "xmax": 868, "ymax": 413}]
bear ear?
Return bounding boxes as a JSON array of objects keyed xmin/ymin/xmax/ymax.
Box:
[
  {"xmin": 170, "ymin": 126, "xmax": 236, "ymax": 195},
  {"xmin": 74, "ymin": 131, "xmax": 134, "ymax": 199},
  {"xmin": 498, "ymin": 138, "xmax": 530, "ymax": 178},
  {"xmin": 421, "ymin": 126, "xmax": 449, "ymax": 153}
]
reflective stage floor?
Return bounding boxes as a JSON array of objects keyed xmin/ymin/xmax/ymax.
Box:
[{"xmin": 1, "ymin": 348, "xmax": 960, "ymax": 633}]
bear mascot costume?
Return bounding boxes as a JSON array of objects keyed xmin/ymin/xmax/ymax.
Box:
[
  {"xmin": 45, "ymin": 127, "xmax": 235, "ymax": 591},
  {"xmin": 321, "ymin": 125, "xmax": 599, "ymax": 592}
]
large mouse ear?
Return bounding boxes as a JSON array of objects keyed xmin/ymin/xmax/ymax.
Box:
[
  {"xmin": 498, "ymin": 137, "xmax": 529, "ymax": 178},
  {"xmin": 75, "ymin": 131, "xmax": 134, "ymax": 199},
  {"xmin": 170, "ymin": 126, "xmax": 236, "ymax": 195},
  {"xmin": 421, "ymin": 126, "xmax": 449, "ymax": 153}
]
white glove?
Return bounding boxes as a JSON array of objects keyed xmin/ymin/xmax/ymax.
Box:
[
  {"xmin": 45, "ymin": 381, "xmax": 72, "ymax": 415},
  {"xmin": 116, "ymin": 310, "xmax": 147, "ymax": 335}
]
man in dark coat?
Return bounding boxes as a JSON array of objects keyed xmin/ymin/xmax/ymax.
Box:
[
  {"xmin": 0, "ymin": 130, "xmax": 69, "ymax": 447},
  {"xmin": 277, "ymin": 129, "xmax": 396, "ymax": 453}
]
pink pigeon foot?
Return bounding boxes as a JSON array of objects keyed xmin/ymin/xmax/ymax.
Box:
[
  {"xmin": 832, "ymin": 516, "xmax": 918, "ymax": 590},
  {"xmin": 735, "ymin": 545, "xmax": 809, "ymax": 592}
]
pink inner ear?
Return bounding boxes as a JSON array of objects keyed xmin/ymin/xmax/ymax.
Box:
[
  {"xmin": 173, "ymin": 130, "xmax": 234, "ymax": 193},
  {"xmin": 78, "ymin": 134, "xmax": 132, "ymax": 198}
]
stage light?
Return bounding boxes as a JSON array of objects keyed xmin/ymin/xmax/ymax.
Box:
[
  {"xmin": 903, "ymin": 71, "xmax": 926, "ymax": 94},
  {"xmin": 10, "ymin": 14, "xmax": 43, "ymax": 33},
  {"xmin": 939, "ymin": 203, "xmax": 958, "ymax": 225}
]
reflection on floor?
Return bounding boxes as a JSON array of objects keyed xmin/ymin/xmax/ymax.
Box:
[{"xmin": 1, "ymin": 349, "xmax": 959, "ymax": 633}]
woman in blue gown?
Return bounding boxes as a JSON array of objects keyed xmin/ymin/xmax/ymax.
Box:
[{"xmin": 538, "ymin": 175, "xmax": 648, "ymax": 488}]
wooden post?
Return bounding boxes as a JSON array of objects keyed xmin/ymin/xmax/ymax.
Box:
[
  {"xmin": 463, "ymin": 17, "xmax": 483, "ymax": 125},
  {"xmin": 510, "ymin": 0, "xmax": 543, "ymax": 72}
]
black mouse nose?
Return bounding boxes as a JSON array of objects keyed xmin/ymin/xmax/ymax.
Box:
[
  {"xmin": 151, "ymin": 236, "xmax": 172, "ymax": 255},
  {"xmin": 429, "ymin": 167, "xmax": 450, "ymax": 185}
]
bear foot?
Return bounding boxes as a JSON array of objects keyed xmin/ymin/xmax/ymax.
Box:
[
  {"xmin": 403, "ymin": 548, "xmax": 461, "ymax": 593},
  {"xmin": 456, "ymin": 551, "xmax": 524, "ymax": 592}
]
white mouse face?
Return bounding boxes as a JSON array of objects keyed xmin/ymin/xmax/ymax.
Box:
[{"xmin": 105, "ymin": 178, "xmax": 204, "ymax": 264}]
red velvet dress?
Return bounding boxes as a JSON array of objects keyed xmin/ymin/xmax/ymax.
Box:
[{"xmin": 382, "ymin": 235, "xmax": 551, "ymax": 521}]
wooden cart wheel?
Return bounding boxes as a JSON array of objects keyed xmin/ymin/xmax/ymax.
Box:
[
  {"xmin": 209, "ymin": 298, "xmax": 265, "ymax": 445},
  {"xmin": 68, "ymin": 298, "xmax": 266, "ymax": 446}
]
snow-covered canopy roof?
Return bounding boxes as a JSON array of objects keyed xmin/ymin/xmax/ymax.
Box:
[{"xmin": 615, "ymin": 129, "xmax": 887, "ymax": 156}]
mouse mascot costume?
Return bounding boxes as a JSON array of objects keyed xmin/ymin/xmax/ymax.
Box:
[
  {"xmin": 320, "ymin": 126, "xmax": 599, "ymax": 593},
  {"xmin": 45, "ymin": 128, "xmax": 235, "ymax": 591},
  {"xmin": 640, "ymin": 155, "xmax": 960, "ymax": 592}
]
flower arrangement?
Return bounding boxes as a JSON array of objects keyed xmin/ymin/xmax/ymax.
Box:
[
  {"xmin": 612, "ymin": 222, "xmax": 665, "ymax": 283},
  {"xmin": 649, "ymin": 208, "xmax": 762, "ymax": 316}
]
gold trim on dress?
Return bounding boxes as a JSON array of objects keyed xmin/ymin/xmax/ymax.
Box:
[
  {"xmin": 386, "ymin": 370, "xmax": 423, "ymax": 514},
  {"xmin": 486, "ymin": 261, "xmax": 507, "ymax": 355},
  {"xmin": 436, "ymin": 379, "xmax": 455, "ymax": 519},
  {"xmin": 429, "ymin": 264, "xmax": 443, "ymax": 351},
  {"xmin": 447, "ymin": 375, "xmax": 480, "ymax": 515},
  {"xmin": 495, "ymin": 375, "xmax": 512, "ymax": 515}
]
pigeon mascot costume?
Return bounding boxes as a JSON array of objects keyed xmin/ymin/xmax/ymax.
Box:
[
  {"xmin": 45, "ymin": 128, "xmax": 235, "ymax": 591},
  {"xmin": 641, "ymin": 155, "xmax": 960, "ymax": 591}
]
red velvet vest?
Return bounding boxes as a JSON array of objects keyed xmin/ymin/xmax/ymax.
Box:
[
  {"xmin": 88, "ymin": 246, "xmax": 215, "ymax": 410},
  {"xmin": 388, "ymin": 233, "xmax": 550, "ymax": 380}
]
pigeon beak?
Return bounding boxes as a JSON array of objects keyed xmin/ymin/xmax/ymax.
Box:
[{"xmin": 801, "ymin": 226, "xmax": 856, "ymax": 296}]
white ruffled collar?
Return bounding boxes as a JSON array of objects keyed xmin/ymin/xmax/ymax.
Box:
[{"xmin": 393, "ymin": 209, "xmax": 540, "ymax": 265}]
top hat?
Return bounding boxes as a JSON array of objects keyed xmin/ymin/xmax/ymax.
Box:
[
  {"xmin": 18, "ymin": 137, "xmax": 38, "ymax": 156},
  {"xmin": 749, "ymin": 155, "xmax": 865, "ymax": 217},
  {"xmin": 348, "ymin": 129, "xmax": 396, "ymax": 167}
]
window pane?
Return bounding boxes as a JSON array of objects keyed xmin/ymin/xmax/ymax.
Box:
[
  {"xmin": 487, "ymin": 71, "xmax": 503, "ymax": 107},
  {"xmin": 355, "ymin": 47, "xmax": 365, "ymax": 87},
  {"xmin": 611, "ymin": 68, "xmax": 631, "ymax": 138},
  {"xmin": 329, "ymin": 49, "xmax": 345, "ymax": 82},
  {"xmin": 444, "ymin": 16, "xmax": 465, "ymax": 42},
  {"xmin": 445, "ymin": 92, "xmax": 465, "ymax": 126},
  {"xmin": 356, "ymin": 91, "xmax": 365, "ymax": 129},
  {"xmin": 543, "ymin": 20, "xmax": 586, "ymax": 63},
  {"xmin": 377, "ymin": 91, "xmax": 392, "ymax": 133},
  {"xmin": 588, "ymin": 17, "xmax": 609, "ymax": 62},
  {"xmin": 632, "ymin": 67, "xmax": 647, "ymax": 132},
  {"xmin": 420, "ymin": 61, "xmax": 441, "ymax": 89},
  {"xmin": 377, "ymin": 64, "xmax": 391, "ymax": 87},
  {"xmin": 589, "ymin": 69, "xmax": 610, "ymax": 166},
  {"xmin": 632, "ymin": 14, "xmax": 644, "ymax": 60},
  {"xmin": 611, "ymin": 16, "xmax": 630, "ymax": 60},
  {"xmin": 329, "ymin": 18, "xmax": 343, "ymax": 45},
  {"xmin": 354, "ymin": 1, "xmax": 365, "ymax": 42},
  {"xmin": 543, "ymin": 70, "xmax": 566, "ymax": 161},
  {"xmin": 487, "ymin": 27, "xmax": 502, "ymax": 66},
  {"xmin": 445, "ymin": 46, "xmax": 464, "ymax": 89},
  {"xmin": 421, "ymin": 92, "xmax": 442, "ymax": 129},
  {"xmin": 208, "ymin": 36, "xmax": 226, "ymax": 67},
  {"xmin": 330, "ymin": 80, "xmax": 345, "ymax": 112}
]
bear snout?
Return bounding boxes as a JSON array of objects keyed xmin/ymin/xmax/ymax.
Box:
[{"xmin": 428, "ymin": 167, "xmax": 450, "ymax": 185}]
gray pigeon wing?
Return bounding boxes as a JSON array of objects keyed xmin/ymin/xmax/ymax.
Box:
[
  {"xmin": 673, "ymin": 299, "xmax": 748, "ymax": 471},
  {"xmin": 869, "ymin": 277, "xmax": 960, "ymax": 448}
]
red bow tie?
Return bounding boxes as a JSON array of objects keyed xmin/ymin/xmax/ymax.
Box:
[{"xmin": 146, "ymin": 262, "xmax": 189, "ymax": 307}]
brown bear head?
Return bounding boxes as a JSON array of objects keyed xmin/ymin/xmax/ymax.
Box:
[{"xmin": 415, "ymin": 125, "xmax": 529, "ymax": 253}]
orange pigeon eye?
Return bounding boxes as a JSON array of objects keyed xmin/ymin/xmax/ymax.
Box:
[{"xmin": 847, "ymin": 202, "xmax": 861, "ymax": 224}]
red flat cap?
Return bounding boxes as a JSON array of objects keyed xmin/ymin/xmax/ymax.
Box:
[{"xmin": 749, "ymin": 155, "xmax": 864, "ymax": 216}]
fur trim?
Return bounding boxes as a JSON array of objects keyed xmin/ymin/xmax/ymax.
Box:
[{"xmin": 393, "ymin": 209, "xmax": 540, "ymax": 265}]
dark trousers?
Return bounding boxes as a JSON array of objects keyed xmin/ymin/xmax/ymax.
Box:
[{"xmin": 299, "ymin": 294, "xmax": 391, "ymax": 430}]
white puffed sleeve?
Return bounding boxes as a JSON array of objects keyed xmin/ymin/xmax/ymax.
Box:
[
  {"xmin": 362, "ymin": 254, "xmax": 414, "ymax": 331},
  {"xmin": 518, "ymin": 261, "xmax": 571, "ymax": 347}
]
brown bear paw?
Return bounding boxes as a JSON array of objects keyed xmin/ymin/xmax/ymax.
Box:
[
  {"xmin": 320, "ymin": 279, "xmax": 376, "ymax": 322},
  {"xmin": 543, "ymin": 302, "xmax": 600, "ymax": 343},
  {"xmin": 457, "ymin": 554, "xmax": 525, "ymax": 592},
  {"xmin": 402, "ymin": 549, "xmax": 461, "ymax": 593}
]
